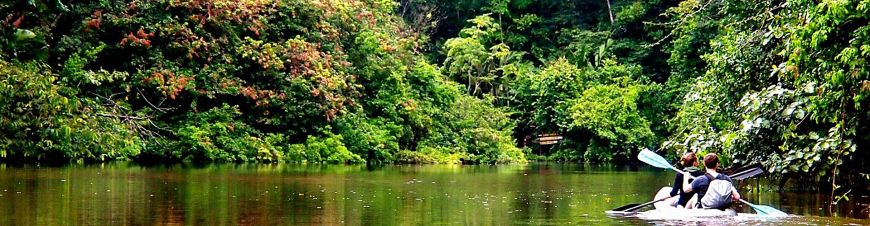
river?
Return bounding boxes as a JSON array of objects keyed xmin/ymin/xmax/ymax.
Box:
[{"xmin": 0, "ymin": 163, "xmax": 867, "ymax": 225}]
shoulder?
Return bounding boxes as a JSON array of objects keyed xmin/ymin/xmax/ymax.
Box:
[
  {"xmin": 691, "ymin": 175, "xmax": 709, "ymax": 184},
  {"xmin": 718, "ymin": 174, "xmax": 733, "ymax": 182}
]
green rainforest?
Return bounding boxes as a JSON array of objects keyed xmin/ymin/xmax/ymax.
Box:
[{"xmin": 2, "ymin": 0, "xmax": 870, "ymax": 188}]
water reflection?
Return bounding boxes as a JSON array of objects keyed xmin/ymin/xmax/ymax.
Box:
[{"xmin": 0, "ymin": 163, "xmax": 867, "ymax": 225}]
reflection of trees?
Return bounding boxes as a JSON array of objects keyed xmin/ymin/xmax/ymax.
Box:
[
  {"xmin": 5, "ymin": 163, "xmax": 870, "ymax": 225},
  {"xmin": 509, "ymin": 164, "xmax": 571, "ymax": 223},
  {"xmin": 277, "ymin": 181, "xmax": 326, "ymax": 224},
  {"xmin": 426, "ymin": 173, "xmax": 457, "ymax": 224},
  {"xmin": 181, "ymin": 167, "xmax": 331, "ymax": 225},
  {"xmin": 519, "ymin": 164, "xmax": 562, "ymax": 221},
  {"xmin": 511, "ymin": 165, "xmax": 534, "ymax": 222},
  {"xmin": 232, "ymin": 179, "xmax": 273, "ymax": 225},
  {"xmin": 0, "ymin": 169, "xmax": 35, "ymax": 225},
  {"xmin": 148, "ymin": 169, "xmax": 186, "ymax": 225}
]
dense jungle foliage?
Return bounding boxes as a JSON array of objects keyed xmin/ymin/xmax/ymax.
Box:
[
  {"xmin": 0, "ymin": 0, "xmax": 524, "ymax": 164},
  {"xmin": 2, "ymin": 0, "xmax": 869, "ymax": 188}
]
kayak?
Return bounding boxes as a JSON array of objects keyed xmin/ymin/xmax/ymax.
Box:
[
  {"xmin": 605, "ymin": 187, "xmax": 741, "ymax": 219},
  {"xmin": 635, "ymin": 205, "xmax": 738, "ymax": 220},
  {"xmin": 605, "ymin": 203, "xmax": 738, "ymax": 218}
]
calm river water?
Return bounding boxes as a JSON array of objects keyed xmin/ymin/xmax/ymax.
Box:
[{"xmin": 0, "ymin": 163, "xmax": 868, "ymax": 225}]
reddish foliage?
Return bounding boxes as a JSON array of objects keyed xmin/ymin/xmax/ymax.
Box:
[
  {"xmin": 787, "ymin": 65, "xmax": 799, "ymax": 79},
  {"xmin": 120, "ymin": 27, "xmax": 155, "ymax": 47},
  {"xmin": 168, "ymin": 75, "xmax": 190, "ymax": 100},
  {"xmin": 144, "ymin": 70, "xmax": 191, "ymax": 100},
  {"xmin": 85, "ymin": 11, "xmax": 102, "ymax": 32},
  {"xmin": 281, "ymin": 41, "xmax": 337, "ymax": 78},
  {"xmin": 12, "ymin": 15, "xmax": 23, "ymax": 28},
  {"xmin": 169, "ymin": 0, "xmax": 278, "ymax": 28},
  {"xmin": 325, "ymin": 109, "xmax": 337, "ymax": 121},
  {"xmin": 401, "ymin": 99, "xmax": 417, "ymax": 111},
  {"xmin": 137, "ymin": 28, "xmax": 153, "ymax": 38},
  {"xmin": 123, "ymin": 1, "xmax": 139, "ymax": 18},
  {"xmin": 249, "ymin": 20, "xmax": 264, "ymax": 36},
  {"xmin": 206, "ymin": 3, "xmax": 215, "ymax": 19},
  {"xmin": 241, "ymin": 87, "xmax": 257, "ymax": 100},
  {"xmin": 162, "ymin": 24, "xmax": 212, "ymax": 59},
  {"xmin": 240, "ymin": 86, "xmax": 279, "ymax": 106}
]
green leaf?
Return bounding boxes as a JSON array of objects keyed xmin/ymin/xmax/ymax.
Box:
[
  {"xmin": 795, "ymin": 109, "xmax": 806, "ymax": 119},
  {"xmin": 15, "ymin": 29, "xmax": 36, "ymax": 41}
]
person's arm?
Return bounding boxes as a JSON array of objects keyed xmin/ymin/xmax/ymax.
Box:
[
  {"xmin": 670, "ymin": 173, "xmax": 682, "ymax": 197},
  {"xmin": 724, "ymin": 176, "xmax": 740, "ymax": 200},
  {"xmin": 682, "ymin": 172, "xmax": 693, "ymax": 193},
  {"xmin": 731, "ymin": 186, "xmax": 741, "ymax": 201}
]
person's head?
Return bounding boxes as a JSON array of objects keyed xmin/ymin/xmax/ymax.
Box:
[
  {"xmin": 703, "ymin": 153, "xmax": 719, "ymax": 170},
  {"xmin": 679, "ymin": 151, "xmax": 698, "ymax": 168}
]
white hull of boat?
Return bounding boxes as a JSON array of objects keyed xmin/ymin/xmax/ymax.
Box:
[{"xmin": 636, "ymin": 206, "xmax": 738, "ymax": 220}]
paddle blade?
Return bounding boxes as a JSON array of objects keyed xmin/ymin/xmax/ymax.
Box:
[
  {"xmin": 604, "ymin": 210, "xmax": 641, "ymax": 217},
  {"xmin": 637, "ymin": 148, "xmax": 675, "ymax": 170},
  {"xmin": 751, "ymin": 204, "xmax": 789, "ymax": 217},
  {"xmin": 611, "ymin": 203, "xmax": 640, "ymax": 211},
  {"xmin": 741, "ymin": 199, "xmax": 788, "ymax": 217},
  {"xmin": 610, "ymin": 196, "xmax": 670, "ymax": 212},
  {"xmin": 730, "ymin": 167, "xmax": 764, "ymax": 180}
]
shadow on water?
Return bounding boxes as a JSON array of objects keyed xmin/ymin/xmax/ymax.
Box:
[{"xmin": 0, "ymin": 162, "xmax": 867, "ymax": 225}]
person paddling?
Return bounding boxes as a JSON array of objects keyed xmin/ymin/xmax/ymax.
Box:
[
  {"xmin": 652, "ymin": 151, "xmax": 704, "ymax": 209},
  {"xmin": 670, "ymin": 152, "xmax": 704, "ymax": 207},
  {"xmin": 682, "ymin": 153, "xmax": 740, "ymax": 210}
]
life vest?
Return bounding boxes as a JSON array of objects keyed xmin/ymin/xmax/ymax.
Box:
[{"xmin": 699, "ymin": 173, "xmax": 734, "ymax": 209}]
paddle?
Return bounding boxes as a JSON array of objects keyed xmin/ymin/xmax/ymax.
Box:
[
  {"xmin": 729, "ymin": 167, "xmax": 763, "ymax": 180},
  {"xmin": 739, "ymin": 199, "xmax": 788, "ymax": 217},
  {"xmin": 639, "ymin": 148, "xmax": 764, "ymax": 180},
  {"xmin": 634, "ymin": 148, "xmax": 788, "ymax": 216},
  {"xmin": 609, "ymin": 196, "xmax": 671, "ymax": 213},
  {"xmin": 638, "ymin": 148, "xmax": 683, "ymax": 173}
]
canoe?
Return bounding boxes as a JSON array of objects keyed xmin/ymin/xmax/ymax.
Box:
[
  {"xmin": 635, "ymin": 205, "xmax": 738, "ymax": 220},
  {"xmin": 605, "ymin": 204, "xmax": 737, "ymax": 218},
  {"xmin": 605, "ymin": 187, "xmax": 740, "ymax": 219}
]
